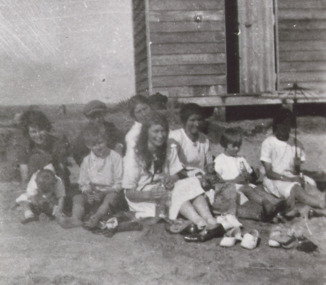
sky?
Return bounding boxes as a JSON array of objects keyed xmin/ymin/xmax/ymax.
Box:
[{"xmin": 0, "ymin": 0, "xmax": 135, "ymax": 105}]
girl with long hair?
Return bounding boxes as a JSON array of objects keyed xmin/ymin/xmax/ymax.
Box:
[{"xmin": 122, "ymin": 112, "xmax": 225, "ymax": 242}]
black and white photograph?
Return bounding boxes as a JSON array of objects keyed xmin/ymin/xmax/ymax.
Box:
[{"xmin": 0, "ymin": 0, "xmax": 326, "ymax": 284}]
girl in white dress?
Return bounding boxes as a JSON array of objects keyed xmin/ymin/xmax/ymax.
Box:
[
  {"xmin": 169, "ymin": 103, "xmax": 213, "ymax": 177},
  {"xmin": 122, "ymin": 112, "xmax": 219, "ymax": 231}
]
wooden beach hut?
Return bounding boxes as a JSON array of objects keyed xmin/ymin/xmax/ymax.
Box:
[{"xmin": 132, "ymin": 0, "xmax": 326, "ymax": 107}]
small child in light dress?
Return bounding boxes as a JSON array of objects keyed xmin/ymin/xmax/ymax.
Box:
[
  {"xmin": 16, "ymin": 164, "xmax": 66, "ymax": 224},
  {"xmin": 60, "ymin": 123, "xmax": 127, "ymax": 229},
  {"xmin": 260, "ymin": 108, "xmax": 326, "ymax": 212},
  {"xmin": 214, "ymin": 128, "xmax": 285, "ymax": 221}
]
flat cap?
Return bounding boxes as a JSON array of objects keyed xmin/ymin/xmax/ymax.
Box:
[{"xmin": 83, "ymin": 100, "xmax": 107, "ymax": 116}]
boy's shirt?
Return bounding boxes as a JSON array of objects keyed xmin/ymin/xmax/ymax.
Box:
[
  {"xmin": 214, "ymin": 153, "xmax": 251, "ymax": 205},
  {"xmin": 79, "ymin": 150, "xmax": 123, "ymax": 192},
  {"xmin": 214, "ymin": 153, "xmax": 252, "ymax": 180},
  {"xmin": 260, "ymin": 135, "xmax": 305, "ymax": 177}
]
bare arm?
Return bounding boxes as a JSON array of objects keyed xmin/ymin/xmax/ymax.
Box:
[{"xmin": 262, "ymin": 161, "xmax": 301, "ymax": 183}]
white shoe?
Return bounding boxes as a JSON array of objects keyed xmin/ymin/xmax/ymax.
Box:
[
  {"xmin": 241, "ymin": 229, "xmax": 259, "ymax": 250},
  {"xmin": 220, "ymin": 227, "xmax": 242, "ymax": 247}
]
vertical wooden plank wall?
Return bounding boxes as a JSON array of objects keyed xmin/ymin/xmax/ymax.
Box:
[
  {"xmin": 238, "ymin": 0, "xmax": 276, "ymax": 94},
  {"xmin": 147, "ymin": 0, "xmax": 227, "ymax": 97},
  {"xmin": 278, "ymin": 0, "xmax": 326, "ymax": 91},
  {"xmin": 133, "ymin": 0, "xmax": 150, "ymax": 94}
]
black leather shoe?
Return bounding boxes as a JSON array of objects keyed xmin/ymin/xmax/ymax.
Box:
[
  {"xmin": 184, "ymin": 225, "xmax": 226, "ymax": 242},
  {"xmin": 183, "ymin": 234, "xmax": 203, "ymax": 242},
  {"xmin": 180, "ymin": 224, "xmax": 199, "ymax": 235}
]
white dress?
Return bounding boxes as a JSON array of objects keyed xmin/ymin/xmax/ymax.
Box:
[
  {"xmin": 260, "ymin": 135, "xmax": 305, "ymax": 199},
  {"xmin": 125, "ymin": 121, "xmax": 142, "ymax": 151},
  {"xmin": 169, "ymin": 128, "xmax": 212, "ymax": 176},
  {"xmin": 122, "ymin": 142, "xmax": 205, "ymax": 219}
]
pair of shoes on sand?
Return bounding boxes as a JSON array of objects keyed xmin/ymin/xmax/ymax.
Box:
[
  {"xmin": 268, "ymin": 226, "xmax": 318, "ymax": 252},
  {"xmin": 220, "ymin": 228, "xmax": 260, "ymax": 250}
]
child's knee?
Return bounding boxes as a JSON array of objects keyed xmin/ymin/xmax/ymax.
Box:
[{"xmin": 290, "ymin": 184, "xmax": 304, "ymax": 197}]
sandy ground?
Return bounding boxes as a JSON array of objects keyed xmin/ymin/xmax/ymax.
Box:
[{"xmin": 1, "ymin": 113, "xmax": 326, "ymax": 285}]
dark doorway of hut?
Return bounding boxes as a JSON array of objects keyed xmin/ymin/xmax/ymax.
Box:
[
  {"xmin": 212, "ymin": 0, "xmax": 239, "ymax": 121},
  {"xmin": 225, "ymin": 0, "xmax": 240, "ymax": 94}
]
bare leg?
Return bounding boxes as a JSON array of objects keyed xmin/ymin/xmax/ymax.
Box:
[
  {"xmin": 84, "ymin": 193, "xmax": 114, "ymax": 228},
  {"xmin": 179, "ymin": 200, "xmax": 207, "ymax": 229},
  {"xmin": 192, "ymin": 195, "xmax": 217, "ymax": 227},
  {"xmin": 59, "ymin": 194, "xmax": 86, "ymax": 228},
  {"xmin": 304, "ymin": 184, "xmax": 324, "ymax": 199},
  {"xmin": 241, "ymin": 185, "xmax": 264, "ymax": 205},
  {"xmin": 292, "ymin": 185, "xmax": 325, "ymax": 209},
  {"xmin": 252, "ymin": 184, "xmax": 281, "ymax": 204},
  {"xmin": 240, "ymin": 185, "xmax": 287, "ymax": 220}
]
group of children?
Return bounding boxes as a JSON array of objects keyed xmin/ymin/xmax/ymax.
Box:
[{"xmin": 15, "ymin": 101, "xmax": 326, "ymax": 240}]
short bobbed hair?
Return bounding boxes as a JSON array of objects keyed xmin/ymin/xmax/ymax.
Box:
[
  {"xmin": 180, "ymin": 103, "xmax": 204, "ymax": 125},
  {"xmin": 20, "ymin": 110, "xmax": 52, "ymax": 137},
  {"xmin": 128, "ymin": 95, "xmax": 151, "ymax": 119},
  {"xmin": 220, "ymin": 128, "xmax": 243, "ymax": 148},
  {"xmin": 36, "ymin": 169, "xmax": 57, "ymax": 192},
  {"xmin": 272, "ymin": 108, "xmax": 294, "ymax": 134}
]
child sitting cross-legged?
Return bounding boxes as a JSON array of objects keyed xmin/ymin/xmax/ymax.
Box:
[
  {"xmin": 213, "ymin": 128, "xmax": 286, "ymax": 222},
  {"xmin": 16, "ymin": 164, "xmax": 66, "ymax": 225},
  {"xmin": 261, "ymin": 108, "xmax": 326, "ymax": 215},
  {"xmin": 60, "ymin": 123, "xmax": 127, "ymax": 229}
]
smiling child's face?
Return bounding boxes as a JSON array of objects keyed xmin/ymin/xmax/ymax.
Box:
[
  {"xmin": 147, "ymin": 124, "xmax": 167, "ymax": 149},
  {"xmin": 225, "ymin": 142, "xmax": 241, "ymax": 157},
  {"xmin": 28, "ymin": 126, "xmax": 47, "ymax": 145},
  {"xmin": 184, "ymin": 114, "xmax": 204, "ymax": 137},
  {"xmin": 89, "ymin": 139, "xmax": 110, "ymax": 158}
]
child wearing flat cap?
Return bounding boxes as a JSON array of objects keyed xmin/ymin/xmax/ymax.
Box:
[{"xmin": 72, "ymin": 100, "xmax": 124, "ymax": 165}]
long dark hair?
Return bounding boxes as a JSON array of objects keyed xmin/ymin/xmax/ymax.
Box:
[{"xmin": 135, "ymin": 112, "xmax": 169, "ymax": 173}]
